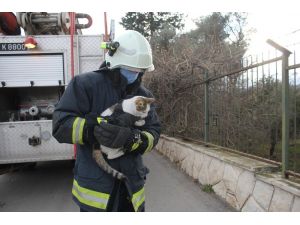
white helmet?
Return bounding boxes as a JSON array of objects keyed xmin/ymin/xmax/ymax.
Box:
[{"xmin": 105, "ymin": 30, "xmax": 154, "ymax": 72}]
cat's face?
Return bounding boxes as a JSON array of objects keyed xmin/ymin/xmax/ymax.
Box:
[
  {"xmin": 121, "ymin": 96, "xmax": 155, "ymax": 118},
  {"xmin": 135, "ymin": 97, "xmax": 155, "ymax": 113}
]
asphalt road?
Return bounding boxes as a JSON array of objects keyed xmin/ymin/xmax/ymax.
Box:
[{"xmin": 0, "ymin": 151, "xmax": 234, "ymax": 212}]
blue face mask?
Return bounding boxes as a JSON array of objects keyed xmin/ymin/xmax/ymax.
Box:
[{"xmin": 120, "ymin": 68, "xmax": 139, "ymax": 84}]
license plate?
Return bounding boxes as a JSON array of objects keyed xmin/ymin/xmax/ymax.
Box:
[{"xmin": 0, "ymin": 43, "xmax": 27, "ymax": 51}]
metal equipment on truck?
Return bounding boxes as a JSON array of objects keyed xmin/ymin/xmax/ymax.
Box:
[{"xmin": 0, "ymin": 12, "xmax": 104, "ymax": 171}]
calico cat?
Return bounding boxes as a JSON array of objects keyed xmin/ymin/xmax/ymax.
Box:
[{"xmin": 92, "ymin": 96, "xmax": 155, "ymax": 180}]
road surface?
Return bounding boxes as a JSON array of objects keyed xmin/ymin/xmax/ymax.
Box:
[{"xmin": 0, "ymin": 151, "xmax": 234, "ymax": 212}]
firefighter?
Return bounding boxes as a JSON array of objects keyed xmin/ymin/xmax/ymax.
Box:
[{"xmin": 52, "ymin": 30, "xmax": 161, "ymax": 212}]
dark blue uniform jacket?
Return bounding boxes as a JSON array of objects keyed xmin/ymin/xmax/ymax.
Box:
[{"xmin": 52, "ymin": 68, "xmax": 161, "ymax": 211}]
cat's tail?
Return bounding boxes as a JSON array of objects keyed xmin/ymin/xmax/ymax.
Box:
[{"xmin": 92, "ymin": 149, "xmax": 127, "ymax": 181}]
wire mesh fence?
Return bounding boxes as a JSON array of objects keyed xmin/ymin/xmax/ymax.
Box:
[
  {"xmin": 209, "ymin": 52, "xmax": 283, "ymax": 158},
  {"xmin": 149, "ymin": 41, "xmax": 300, "ymax": 176}
]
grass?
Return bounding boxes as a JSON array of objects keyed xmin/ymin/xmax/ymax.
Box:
[{"xmin": 201, "ymin": 184, "xmax": 214, "ymax": 193}]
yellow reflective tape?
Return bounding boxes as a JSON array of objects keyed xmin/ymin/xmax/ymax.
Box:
[
  {"xmin": 132, "ymin": 187, "xmax": 145, "ymax": 211},
  {"xmin": 131, "ymin": 142, "xmax": 140, "ymax": 151},
  {"xmin": 100, "ymin": 42, "xmax": 107, "ymax": 49},
  {"xmin": 72, "ymin": 188, "xmax": 107, "ymax": 210},
  {"xmin": 132, "ymin": 187, "xmax": 145, "ymax": 202},
  {"xmin": 72, "ymin": 117, "xmax": 79, "ymax": 144},
  {"xmin": 73, "ymin": 180, "xmax": 109, "ymax": 200},
  {"xmin": 78, "ymin": 118, "xmax": 86, "ymax": 145},
  {"xmin": 97, "ymin": 117, "xmax": 107, "ymax": 124},
  {"xmin": 135, "ymin": 195, "xmax": 145, "ymax": 211},
  {"xmin": 141, "ymin": 131, "xmax": 154, "ymax": 153},
  {"xmin": 133, "ymin": 192, "xmax": 145, "ymax": 211}
]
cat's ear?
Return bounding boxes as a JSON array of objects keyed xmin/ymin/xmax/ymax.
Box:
[{"xmin": 144, "ymin": 97, "xmax": 155, "ymax": 104}]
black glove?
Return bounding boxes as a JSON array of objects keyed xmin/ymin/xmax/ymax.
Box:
[
  {"xmin": 94, "ymin": 122, "xmax": 132, "ymax": 149},
  {"xmin": 123, "ymin": 130, "xmax": 153, "ymax": 155},
  {"xmin": 83, "ymin": 113, "xmax": 99, "ymax": 146},
  {"xmin": 123, "ymin": 129, "xmax": 142, "ymax": 151},
  {"xmin": 109, "ymin": 106, "xmax": 141, "ymax": 127}
]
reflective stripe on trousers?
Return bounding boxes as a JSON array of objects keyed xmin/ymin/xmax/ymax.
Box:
[
  {"xmin": 131, "ymin": 187, "xmax": 145, "ymax": 212},
  {"xmin": 72, "ymin": 179, "xmax": 110, "ymax": 210}
]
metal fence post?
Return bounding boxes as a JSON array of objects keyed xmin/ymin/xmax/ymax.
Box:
[
  {"xmin": 282, "ymin": 52, "xmax": 290, "ymax": 178},
  {"xmin": 204, "ymin": 70, "xmax": 209, "ymax": 143},
  {"xmin": 264, "ymin": 40, "xmax": 292, "ymax": 177}
]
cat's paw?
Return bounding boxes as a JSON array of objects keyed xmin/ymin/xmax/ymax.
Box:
[{"xmin": 135, "ymin": 120, "xmax": 145, "ymax": 126}]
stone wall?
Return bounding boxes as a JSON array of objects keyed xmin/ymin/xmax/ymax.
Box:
[{"xmin": 156, "ymin": 135, "xmax": 300, "ymax": 212}]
